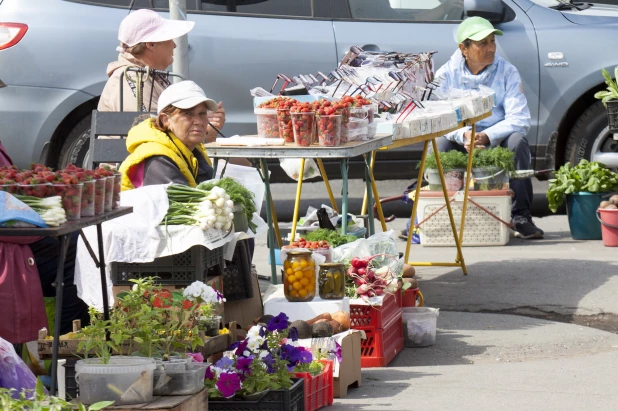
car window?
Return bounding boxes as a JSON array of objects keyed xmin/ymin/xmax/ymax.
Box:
[
  {"xmin": 196, "ymin": 0, "xmax": 312, "ymax": 17},
  {"xmin": 63, "ymin": 0, "xmax": 169, "ymax": 9},
  {"xmin": 348, "ymin": 0, "xmax": 464, "ymax": 21}
]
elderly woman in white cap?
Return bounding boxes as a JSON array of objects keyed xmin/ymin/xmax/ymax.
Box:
[
  {"xmin": 119, "ymin": 80, "xmax": 218, "ymax": 191},
  {"xmin": 98, "ymin": 9, "xmax": 225, "ymax": 143}
]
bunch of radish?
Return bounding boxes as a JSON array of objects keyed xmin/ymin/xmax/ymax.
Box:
[{"xmin": 347, "ymin": 255, "xmax": 399, "ymax": 301}]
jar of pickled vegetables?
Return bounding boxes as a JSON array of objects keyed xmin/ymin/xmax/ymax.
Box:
[
  {"xmin": 318, "ymin": 263, "xmax": 345, "ymax": 300},
  {"xmin": 283, "ymin": 251, "xmax": 316, "ymax": 302}
]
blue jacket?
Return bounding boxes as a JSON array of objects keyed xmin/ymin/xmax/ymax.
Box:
[{"xmin": 435, "ymin": 50, "xmax": 531, "ymax": 147}]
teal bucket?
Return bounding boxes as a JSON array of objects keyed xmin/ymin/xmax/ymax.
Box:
[{"xmin": 566, "ymin": 192, "xmax": 607, "ymax": 240}]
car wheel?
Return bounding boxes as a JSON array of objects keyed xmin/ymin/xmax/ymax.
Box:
[
  {"xmin": 565, "ymin": 100, "xmax": 618, "ymax": 168},
  {"xmin": 58, "ymin": 114, "xmax": 92, "ymax": 169}
]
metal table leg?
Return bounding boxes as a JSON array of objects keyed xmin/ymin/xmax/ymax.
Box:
[
  {"xmin": 457, "ymin": 123, "xmax": 477, "ymax": 271},
  {"xmin": 260, "ymin": 159, "xmax": 279, "ymax": 284},
  {"xmin": 363, "ymin": 154, "xmax": 375, "ymax": 235},
  {"xmin": 340, "ymin": 159, "xmax": 349, "ymax": 235},
  {"xmin": 317, "ymin": 159, "xmax": 339, "ymax": 213},
  {"xmin": 97, "ymin": 224, "xmax": 111, "ymax": 323},
  {"xmin": 365, "ymin": 152, "xmax": 387, "ymax": 232},
  {"xmin": 361, "ymin": 150, "xmax": 376, "ymax": 215},
  {"xmin": 289, "ymin": 158, "xmax": 306, "ymax": 243},
  {"xmin": 49, "ymin": 234, "xmax": 71, "ymax": 397},
  {"xmin": 404, "ymin": 141, "xmax": 429, "ymax": 262}
]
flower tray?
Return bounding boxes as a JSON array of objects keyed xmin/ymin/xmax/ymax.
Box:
[
  {"xmin": 350, "ymin": 290, "xmax": 402, "ymax": 329},
  {"xmin": 357, "ymin": 312, "xmax": 404, "ymax": 368},
  {"xmin": 111, "ymin": 245, "xmax": 224, "ymax": 286},
  {"xmin": 291, "ymin": 360, "xmax": 333, "ymax": 411},
  {"xmin": 209, "ymin": 378, "xmax": 305, "ymax": 411}
]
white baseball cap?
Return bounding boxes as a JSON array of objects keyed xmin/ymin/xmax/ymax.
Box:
[
  {"xmin": 158, "ymin": 80, "xmax": 218, "ymax": 114},
  {"xmin": 117, "ymin": 9, "xmax": 195, "ymax": 52}
]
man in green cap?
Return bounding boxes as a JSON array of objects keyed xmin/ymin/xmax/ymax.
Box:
[{"xmin": 433, "ymin": 16, "xmax": 543, "ymax": 239}]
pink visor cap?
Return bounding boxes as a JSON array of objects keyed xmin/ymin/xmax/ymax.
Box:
[{"xmin": 117, "ymin": 9, "xmax": 195, "ymax": 52}]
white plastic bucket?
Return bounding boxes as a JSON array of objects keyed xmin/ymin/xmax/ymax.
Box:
[{"xmin": 403, "ymin": 307, "xmax": 439, "ymax": 347}]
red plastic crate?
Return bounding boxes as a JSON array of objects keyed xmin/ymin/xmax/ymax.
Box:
[
  {"xmin": 358, "ymin": 312, "xmax": 404, "ymax": 368},
  {"xmin": 291, "ymin": 360, "xmax": 334, "ymax": 411},
  {"xmin": 350, "ymin": 291, "xmax": 402, "ymax": 329}
]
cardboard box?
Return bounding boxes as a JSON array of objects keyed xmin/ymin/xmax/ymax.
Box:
[
  {"xmin": 334, "ymin": 330, "xmax": 364, "ymax": 398},
  {"xmin": 223, "ymin": 274, "xmax": 263, "ymax": 329}
]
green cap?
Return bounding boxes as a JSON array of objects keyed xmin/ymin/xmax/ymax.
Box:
[{"xmin": 456, "ymin": 17, "xmax": 503, "ymax": 44}]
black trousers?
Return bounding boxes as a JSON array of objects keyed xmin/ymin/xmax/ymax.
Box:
[
  {"xmin": 434, "ymin": 133, "xmax": 533, "ymax": 218},
  {"xmin": 29, "ymin": 232, "xmax": 89, "ymax": 336}
]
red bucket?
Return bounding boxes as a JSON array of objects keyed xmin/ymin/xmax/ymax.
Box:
[{"xmin": 597, "ymin": 208, "xmax": 618, "ymax": 247}]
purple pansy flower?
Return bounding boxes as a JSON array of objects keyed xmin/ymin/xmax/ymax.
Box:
[
  {"xmin": 234, "ymin": 339, "xmax": 249, "ymax": 357},
  {"xmin": 261, "ymin": 352, "xmax": 276, "ymax": 374},
  {"xmin": 330, "ymin": 341, "xmax": 342, "ymax": 363},
  {"xmin": 205, "ymin": 365, "xmax": 216, "ymax": 380},
  {"xmin": 216, "ymin": 371, "xmax": 241, "ymax": 398},
  {"xmin": 267, "ymin": 312, "xmax": 289, "ymax": 332}
]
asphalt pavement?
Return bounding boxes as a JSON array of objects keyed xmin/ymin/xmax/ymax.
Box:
[{"xmin": 251, "ymin": 179, "xmax": 618, "ymax": 410}]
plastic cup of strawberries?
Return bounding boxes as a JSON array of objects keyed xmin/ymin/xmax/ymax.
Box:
[
  {"xmin": 277, "ymin": 108, "xmax": 294, "ymax": 143},
  {"xmin": 316, "ymin": 114, "xmax": 342, "ymax": 147},
  {"xmin": 291, "ymin": 111, "xmax": 316, "ymax": 147},
  {"xmin": 51, "ymin": 176, "xmax": 83, "ymax": 220},
  {"xmin": 112, "ymin": 173, "xmax": 121, "ymax": 209}
]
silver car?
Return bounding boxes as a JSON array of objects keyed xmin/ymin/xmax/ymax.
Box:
[{"xmin": 1, "ymin": 0, "xmax": 618, "ymax": 181}]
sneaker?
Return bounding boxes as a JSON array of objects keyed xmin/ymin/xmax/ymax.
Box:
[
  {"xmin": 512, "ymin": 215, "xmax": 544, "ymax": 239},
  {"xmin": 398, "ymin": 231, "xmax": 408, "ymax": 241}
]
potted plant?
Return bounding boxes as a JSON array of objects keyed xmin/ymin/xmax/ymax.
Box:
[
  {"xmin": 547, "ymin": 159, "xmax": 618, "ymax": 239},
  {"xmin": 593, "ymin": 66, "xmax": 618, "ymax": 133},
  {"xmin": 472, "ymin": 147, "xmax": 515, "ymax": 191},
  {"xmin": 420, "ymin": 150, "xmax": 468, "ymax": 191},
  {"xmin": 76, "ymin": 307, "xmax": 156, "ymax": 405},
  {"xmin": 206, "ymin": 313, "xmax": 311, "ymax": 410}
]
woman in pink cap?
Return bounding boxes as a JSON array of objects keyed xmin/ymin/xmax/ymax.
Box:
[{"xmin": 98, "ymin": 9, "xmax": 226, "ymax": 143}]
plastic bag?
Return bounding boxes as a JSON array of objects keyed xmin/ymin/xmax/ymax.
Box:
[
  {"xmin": 279, "ymin": 158, "xmax": 321, "ymax": 181},
  {"xmin": 0, "ymin": 337, "xmax": 43, "ymax": 398},
  {"xmin": 332, "ymin": 230, "xmax": 402, "ymax": 274},
  {"xmin": 0, "ymin": 192, "xmax": 47, "ymax": 228},
  {"xmin": 346, "ymin": 117, "xmax": 369, "ymax": 142}
]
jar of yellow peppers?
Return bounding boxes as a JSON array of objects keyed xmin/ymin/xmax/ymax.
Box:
[{"xmin": 283, "ymin": 251, "xmax": 316, "ymax": 302}]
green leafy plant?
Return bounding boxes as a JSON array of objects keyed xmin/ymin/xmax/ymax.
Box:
[
  {"xmin": 419, "ymin": 150, "xmax": 468, "ymax": 171},
  {"xmin": 594, "ymin": 67, "xmax": 618, "ymax": 106},
  {"xmin": 0, "ymin": 378, "xmax": 112, "ymax": 411},
  {"xmin": 472, "ymin": 147, "xmax": 515, "ymax": 171},
  {"xmin": 547, "ymin": 159, "xmax": 618, "ymax": 213},
  {"xmin": 302, "ymin": 228, "xmax": 357, "ymax": 248},
  {"xmin": 197, "ymin": 177, "xmax": 258, "ymax": 233},
  {"xmin": 78, "ymin": 307, "xmax": 118, "ymax": 364}
]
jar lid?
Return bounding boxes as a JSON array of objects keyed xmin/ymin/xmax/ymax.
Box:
[
  {"xmin": 286, "ymin": 250, "xmax": 312, "ymax": 256},
  {"xmin": 319, "ymin": 263, "xmax": 345, "ymax": 268}
]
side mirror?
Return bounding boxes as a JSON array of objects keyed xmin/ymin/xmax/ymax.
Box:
[{"xmin": 464, "ymin": 0, "xmax": 505, "ymax": 22}]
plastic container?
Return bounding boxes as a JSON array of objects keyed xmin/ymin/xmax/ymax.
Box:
[
  {"xmin": 277, "ymin": 108, "xmax": 294, "ymax": 143},
  {"xmin": 402, "ymin": 287, "xmax": 423, "ymax": 308},
  {"xmin": 566, "ymin": 192, "xmax": 606, "ymax": 240},
  {"xmin": 318, "ymin": 263, "xmax": 345, "ymax": 300},
  {"xmin": 93, "ymin": 178, "xmax": 106, "ymax": 216},
  {"xmin": 291, "ymin": 360, "xmax": 333, "ymax": 411},
  {"xmin": 346, "ymin": 117, "xmax": 369, "ymax": 142},
  {"xmin": 417, "ymin": 190, "xmax": 512, "ymax": 246},
  {"xmin": 358, "ymin": 312, "xmax": 404, "ymax": 368},
  {"xmin": 75, "ymin": 356, "xmax": 156, "ymax": 405},
  {"xmin": 472, "ymin": 167, "xmax": 509, "ymax": 190},
  {"xmin": 316, "ymin": 114, "xmax": 342, "ymax": 147},
  {"xmin": 255, "ymin": 108, "xmax": 280, "ymax": 138},
  {"xmin": 0, "ymin": 183, "xmax": 18, "ymax": 194},
  {"xmin": 291, "ymin": 112, "xmax": 316, "ymax": 147},
  {"xmin": 424, "ymin": 168, "xmax": 465, "ymax": 191},
  {"xmin": 402, "ymin": 307, "xmax": 439, "ymax": 347},
  {"xmin": 340, "ymin": 107, "xmax": 350, "ymax": 144},
  {"xmin": 112, "ymin": 173, "xmax": 122, "ymax": 209},
  {"xmin": 283, "ymin": 250, "xmax": 315, "ymax": 302},
  {"xmin": 199, "ymin": 315, "xmax": 222, "ymax": 337},
  {"xmin": 80, "ymin": 180, "xmax": 96, "ymax": 217},
  {"xmin": 598, "ymin": 208, "xmax": 618, "ymax": 246},
  {"xmin": 103, "ymin": 176, "xmax": 114, "ymax": 212},
  {"xmin": 52, "ymin": 183, "xmax": 83, "ymax": 220},
  {"xmin": 16, "ymin": 183, "xmax": 54, "ymax": 198},
  {"xmin": 153, "ymin": 367, "xmax": 203, "ymax": 396}
]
